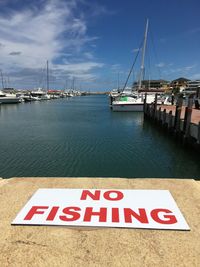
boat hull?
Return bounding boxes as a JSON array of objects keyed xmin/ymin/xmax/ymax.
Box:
[
  {"xmin": 0, "ymin": 97, "xmax": 21, "ymax": 104},
  {"xmin": 112, "ymin": 103, "xmax": 144, "ymax": 112}
]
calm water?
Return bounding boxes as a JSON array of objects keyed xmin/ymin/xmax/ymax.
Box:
[{"xmin": 0, "ymin": 95, "xmax": 199, "ymax": 179}]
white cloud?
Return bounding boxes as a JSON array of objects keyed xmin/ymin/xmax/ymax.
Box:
[
  {"xmin": 168, "ymin": 64, "xmax": 196, "ymax": 74},
  {"xmin": 184, "ymin": 65, "xmax": 196, "ymax": 71},
  {"xmin": 54, "ymin": 62, "xmax": 104, "ymax": 81},
  {"xmin": 0, "ymin": 0, "xmax": 104, "ymax": 89},
  {"xmin": 155, "ymin": 62, "xmax": 166, "ymax": 68},
  {"xmin": 83, "ymin": 52, "xmax": 94, "ymax": 60},
  {"xmin": 161, "ymin": 63, "xmax": 198, "ymax": 81}
]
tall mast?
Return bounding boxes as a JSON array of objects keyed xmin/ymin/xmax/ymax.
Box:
[
  {"xmin": 72, "ymin": 77, "xmax": 75, "ymax": 90},
  {"xmin": 0, "ymin": 69, "xmax": 5, "ymax": 89},
  {"xmin": 117, "ymin": 72, "xmax": 120, "ymax": 90},
  {"xmin": 138, "ymin": 18, "xmax": 149, "ymax": 90},
  {"xmin": 47, "ymin": 60, "xmax": 49, "ymax": 92},
  {"xmin": 66, "ymin": 78, "xmax": 68, "ymax": 90}
]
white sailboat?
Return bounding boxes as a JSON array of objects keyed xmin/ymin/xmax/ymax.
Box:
[
  {"xmin": 0, "ymin": 71, "xmax": 21, "ymax": 104},
  {"xmin": 112, "ymin": 93, "xmax": 157, "ymax": 112},
  {"xmin": 31, "ymin": 61, "xmax": 51, "ymax": 100},
  {"xmin": 111, "ymin": 19, "xmax": 158, "ymax": 112},
  {"xmin": 42, "ymin": 60, "xmax": 51, "ymax": 100},
  {"xmin": 31, "ymin": 87, "xmax": 50, "ymax": 100}
]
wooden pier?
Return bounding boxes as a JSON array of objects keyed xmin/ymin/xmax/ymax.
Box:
[{"xmin": 144, "ymin": 94, "xmax": 200, "ymax": 151}]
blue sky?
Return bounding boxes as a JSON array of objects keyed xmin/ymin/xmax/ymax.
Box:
[{"xmin": 0, "ymin": 0, "xmax": 200, "ymax": 90}]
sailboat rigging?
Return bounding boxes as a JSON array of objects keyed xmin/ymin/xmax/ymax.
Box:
[{"xmin": 111, "ymin": 19, "xmax": 163, "ymax": 112}]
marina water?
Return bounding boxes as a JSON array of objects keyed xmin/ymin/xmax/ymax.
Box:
[{"xmin": 0, "ymin": 95, "xmax": 199, "ymax": 179}]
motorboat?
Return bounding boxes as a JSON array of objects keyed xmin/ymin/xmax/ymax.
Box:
[{"xmin": 0, "ymin": 91, "xmax": 22, "ymax": 104}]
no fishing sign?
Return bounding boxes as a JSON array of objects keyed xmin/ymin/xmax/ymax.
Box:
[{"xmin": 12, "ymin": 189, "xmax": 190, "ymax": 230}]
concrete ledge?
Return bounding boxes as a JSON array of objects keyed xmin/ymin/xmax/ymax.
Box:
[{"xmin": 0, "ymin": 177, "xmax": 200, "ymax": 266}]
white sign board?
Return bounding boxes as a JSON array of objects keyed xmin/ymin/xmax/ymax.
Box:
[{"xmin": 12, "ymin": 189, "xmax": 190, "ymax": 230}]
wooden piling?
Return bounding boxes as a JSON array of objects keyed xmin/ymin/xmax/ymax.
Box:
[
  {"xmin": 174, "ymin": 97, "xmax": 183, "ymax": 133},
  {"xmin": 154, "ymin": 94, "xmax": 158, "ymax": 120},
  {"xmin": 110, "ymin": 95, "xmax": 113, "ymax": 108},
  {"xmin": 195, "ymin": 88, "xmax": 200, "ymax": 109},
  {"xmin": 171, "ymin": 93, "xmax": 175, "ymax": 105},
  {"xmin": 162, "ymin": 109, "xmax": 167, "ymax": 127},
  {"xmin": 143, "ymin": 98, "xmax": 200, "ymax": 151},
  {"xmin": 143, "ymin": 92, "xmax": 147, "ymax": 113},
  {"xmin": 168, "ymin": 110, "xmax": 173, "ymax": 130},
  {"xmin": 196, "ymin": 87, "xmax": 200, "ymax": 98},
  {"xmin": 183, "ymin": 98, "xmax": 193, "ymax": 138},
  {"xmin": 197, "ymin": 122, "xmax": 200, "ymax": 144},
  {"xmin": 158, "ymin": 107, "xmax": 161, "ymax": 123},
  {"xmin": 145, "ymin": 104, "xmax": 149, "ymax": 117}
]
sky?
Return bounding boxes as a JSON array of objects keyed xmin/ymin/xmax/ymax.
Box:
[{"xmin": 0, "ymin": 0, "xmax": 200, "ymax": 91}]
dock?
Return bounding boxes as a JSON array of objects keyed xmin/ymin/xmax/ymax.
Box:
[
  {"xmin": 144, "ymin": 94, "xmax": 200, "ymax": 150},
  {"xmin": 0, "ymin": 177, "xmax": 200, "ymax": 266}
]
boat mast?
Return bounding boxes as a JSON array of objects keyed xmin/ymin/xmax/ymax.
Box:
[
  {"xmin": 66, "ymin": 78, "xmax": 68, "ymax": 90},
  {"xmin": 138, "ymin": 18, "xmax": 149, "ymax": 90},
  {"xmin": 0, "ymin": 69, "xmax": 5, "ymax": 89},
  {"xmin": 117, "ymin": 72, "xmax": 120, "ymax": 90},
  {"xmin": 72, "ymin": 77, "xmax": 75, "ymax": 90},
  {"xmin": 47, "ymin": 60, "xmax": 49, "ymax": 92}
]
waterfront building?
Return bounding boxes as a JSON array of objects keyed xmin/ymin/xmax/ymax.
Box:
[
  {"xmin": 170, "ymin": 77, "xmax": 190, "ymax": 90},
  {"xmin": 132, "ymin": 79, "xmax": 170, "ymax": 92},
  {"xmin": 186, "ymin": 80, "xmax": 200, "ymax": 90},
  {"xmin": 180, "ymin": 79, "xmax": 200, "ymax": 95}
]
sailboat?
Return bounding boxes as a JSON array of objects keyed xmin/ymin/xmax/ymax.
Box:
[
  {"xmin": 0, "ymin": 70, "xmax": 22, "ymax": 104},
  {"xmin": 111, "ymin": 19, "xmax": 159, "ymax": 112},
  {"xmin": 31, "ymin": 61, "xmax": 51, "ymax": 100},
  {"xmin": 42, "ymin": 60, "xmax": 51, "ymax": 100}
]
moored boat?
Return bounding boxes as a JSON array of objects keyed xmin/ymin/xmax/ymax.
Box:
[
  {"xmin": 111, "ymin": 19, "xmax": 161, "ymax": 112},
  {"xmin": 112, "ymin": 93, "xmax": 157, "ymax": 112},
  {"xmin": 0, "ymin": 91, "xmax": 22, "ymax": 104}
]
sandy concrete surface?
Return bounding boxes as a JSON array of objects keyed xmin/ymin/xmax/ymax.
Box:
[{"xmin": 0, "ymin": 177, "xmax": 200, "ymax": 267}]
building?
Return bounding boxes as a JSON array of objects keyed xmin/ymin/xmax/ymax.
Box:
[
  {"xmin": 170, "ymin": 77, "xmax": 190, "ymax": 89},
  {"xmin": 181, "ymin": 80, "xmax": 200, "ymax": 94},
  {"xmin": 133, "ymin": 79, "xmax": 170, "ymax": 92},
  {"xmin": 187, "ymin": 80, "xmax": 200, "ymax": 89}
]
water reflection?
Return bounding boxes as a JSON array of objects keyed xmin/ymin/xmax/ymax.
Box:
[{"xmin": 111, "ymin": 112, "xmax": 144, "ymax": 127}]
